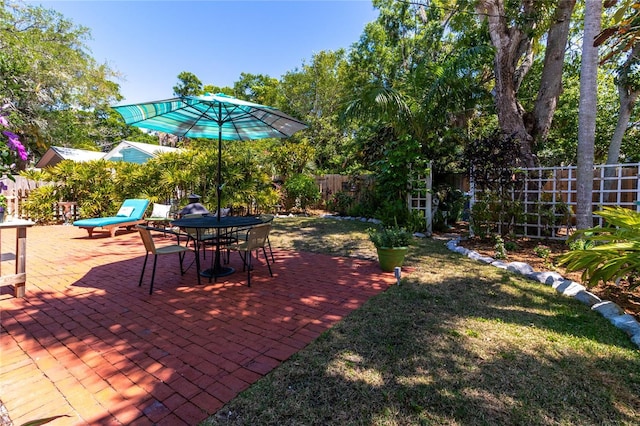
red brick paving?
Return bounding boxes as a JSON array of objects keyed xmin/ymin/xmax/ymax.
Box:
[{"xmin": 0, "ymin": 224, "xmax": 394, "ymax": 425}]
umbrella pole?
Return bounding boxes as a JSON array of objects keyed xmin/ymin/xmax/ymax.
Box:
[
  {"xmin": 217, "ymin": 126, "xmax": 222, "ymax": 222},
  {"xmin": 211, "ymin": 120, "xmax": 227, "ymax": 277}
]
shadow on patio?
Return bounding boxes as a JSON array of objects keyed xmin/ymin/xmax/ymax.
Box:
[{"xmin": 0, "ymin": 225, "xmax": 394, "ymax": 425}]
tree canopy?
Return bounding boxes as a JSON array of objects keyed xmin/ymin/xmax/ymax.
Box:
[
  {"xmin": 3, "ymin": 0, "xmax": 639, "ymax": 197},
  {"xmin": 0, "ymin": 1, "xmax": 123, "ymax": 161}
]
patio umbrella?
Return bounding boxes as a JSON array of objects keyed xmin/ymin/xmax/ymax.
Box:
[{"xmin": 111, "ymin": 93, "xmax": 308, "ymax": 218}]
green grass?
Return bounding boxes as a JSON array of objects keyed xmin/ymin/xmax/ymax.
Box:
[{"xmin": 202, "ymin": 216, "xmax": 640, "ymax": 426}]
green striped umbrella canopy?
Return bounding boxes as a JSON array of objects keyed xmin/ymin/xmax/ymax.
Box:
[
  {"xmin": 112, "ymin": 93, "xmax": 307, "ymax": 140},
  {"xmin": 112, "ymin": 93, "xmax": 307, "ymax": 218}
]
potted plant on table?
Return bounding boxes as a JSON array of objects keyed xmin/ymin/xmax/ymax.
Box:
[{"xmin": 369, "ymin": 224, "xmax": 412, "ymax": 272}]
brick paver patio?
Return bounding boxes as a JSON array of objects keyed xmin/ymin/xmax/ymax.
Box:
[{"xmin": 0, "ymin": 224, "xmax": 394, "ymax": 425}]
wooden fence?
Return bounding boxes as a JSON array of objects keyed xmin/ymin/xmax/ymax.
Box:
[
  {"xmin": 314, "ymin": 174, "xmax": 375, "ymax": 203},
  {"xmin": 0, "ymin": 176, "xmax": 78, "ymax": 223}
]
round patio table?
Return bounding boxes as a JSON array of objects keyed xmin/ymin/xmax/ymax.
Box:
[{"xmin": 171, "ymin": 215, "xmax": 264, "ymax": 279}]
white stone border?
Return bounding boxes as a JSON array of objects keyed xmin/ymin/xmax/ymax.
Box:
[{"xmin": 447, "ymin": 237, "xmax": 640, "ymax": 349}]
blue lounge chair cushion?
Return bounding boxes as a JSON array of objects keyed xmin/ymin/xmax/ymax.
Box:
[
  {"xmin": 74, "ymin": 199, "xmax": 150, "ymax": 237},
  {"xmin": 74, "ymin": 216, "xmax": 142, "ymax": 227}
]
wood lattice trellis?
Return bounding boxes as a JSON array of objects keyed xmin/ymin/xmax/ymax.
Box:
[{"xmin": 469, "ymin": 163, "xmax": 640, "ymax": 239}]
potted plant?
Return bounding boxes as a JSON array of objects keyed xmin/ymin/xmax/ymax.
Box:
[{"xmin": 369, "ymin": 224, "xmax": 412, "ymax": 272}]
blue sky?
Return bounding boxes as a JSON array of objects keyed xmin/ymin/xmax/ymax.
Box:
[{"xmin": 30, "ymin": 1, "xmax": 378, "ymax": 105}]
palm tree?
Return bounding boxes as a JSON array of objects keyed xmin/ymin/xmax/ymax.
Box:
[{"xmin": 576, "ymin": 0, "xmax": 602, "ymax": 230}]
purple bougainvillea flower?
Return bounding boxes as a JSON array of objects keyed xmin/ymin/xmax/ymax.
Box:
[
  {"xmin": 0, "ymin": 182, "xmax": 7, "ymax": 192},
  {"xmin": 2, "ymin": 130, "xmax": 28, "ymax": 161}
]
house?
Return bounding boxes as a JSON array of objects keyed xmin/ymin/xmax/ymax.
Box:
[
  {"xmin": 34, "ymin": 146, "xmax": 105, "ymax": 169},
  {"xmin": 102, "ymin": 140, "xmax": 181, "ymax": 164},
  {"xmin": 35, "ymin": 141, "xmax": 182, "ymax": 168}
]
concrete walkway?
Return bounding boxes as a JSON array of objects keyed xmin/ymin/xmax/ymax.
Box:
[{"xmin": 0, "ymin": 224, "xmax": 394, "ymax": 425}]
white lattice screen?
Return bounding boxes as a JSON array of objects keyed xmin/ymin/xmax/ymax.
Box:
[
  {"xmin": 470, "ymin": 163, "xmax": 640, "ymax": 239},
  {"xmin": 407, "ymin": 164, "xmax": 433, "ymax": 235}
]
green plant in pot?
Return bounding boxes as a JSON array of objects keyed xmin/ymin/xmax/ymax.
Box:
[{"xmin": 369, "ymin": 224, "xmax": 412, "ymax": 272}]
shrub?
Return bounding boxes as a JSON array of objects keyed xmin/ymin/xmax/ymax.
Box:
[
  {"xmin": 368, "ymin": 225, "xmax": 413, "ymax": 248},
  {"xmin": 558, "ymin": 206, "xmax": 640, "ymax": 290},
  {"xmin": 432, "ymin": 185, "xmax": 466, "ymax": 231},
  {"xmin": 494, "ymin": 235, "xmax": 507, "ymax": 259},
  {"xmin": 326, "ymin": 191, "xmax": 355, "ymax": 216},
  {"xmin": 283, "ymin": 174, "xmax": 320, "ymax": 210}
]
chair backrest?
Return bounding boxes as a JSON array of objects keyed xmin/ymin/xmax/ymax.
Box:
[
  {"xmin": 245, "ymin": 224, "xmax": 272, "ymax": 251},
  {"xmin": 182, "ymin": 213, "xmax": 206, "ymax": 237},
  {"xmin": 120, "ymin": 199, "xmax": 150, "ymax": 220},
  {"xmin": 259, "ymin": 214, "xmax": 274, "ymax": 224},
  {"xmin": 150, "ymin": 203, "xmax": 172, "ymax": 218},
  {"xmin": 137, "ymin": 225, "xmax": 157, "ymax": 254},
  {"xmin": 211, "ymin": 208, "xmax": 231, "ymax": 218}
]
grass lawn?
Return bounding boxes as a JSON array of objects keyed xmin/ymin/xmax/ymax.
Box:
[{"xmin": 203, "ymin": 216, "xmax": 640, "ymax": 425}]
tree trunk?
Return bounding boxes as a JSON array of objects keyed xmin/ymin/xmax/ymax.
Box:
[
  {"xmin": 479, "ymin": 0, "xmax": 576, "ymax": 169},
  {"xmin": 531, "ymin": 0, "xmax": 577, "ymax": 142},
  {"xmin": 479, "ymin": 0, "xmax": 537, "ymax": 167},
  {"xmin": 606, "ymin": 43, "xmax": 640, "ymax": 165},
  {"xmin": 576, "ymin": 0, "xmax": 602, "ymax": 230}
]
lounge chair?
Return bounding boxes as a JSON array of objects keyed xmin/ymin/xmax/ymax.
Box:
[{"xmin": 74, "ymin": 199, "xmax": 150, "ymax": 237}]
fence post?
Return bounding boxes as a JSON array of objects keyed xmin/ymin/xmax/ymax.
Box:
[{"xmin": 425, "ymin": 164, "xmax": 432, "ymax": 236}]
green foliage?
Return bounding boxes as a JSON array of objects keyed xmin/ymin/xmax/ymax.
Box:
[
  {"xmin": 282, "ymin": 173, "xmax": 320, "ymax": 210},
  {"xmin": 405, "ymin": 208, "xmax": 427, "ymax": 233},
  {"xmin": 22, "ymin": 184, "xmax": 57, "ymax": 223},
  {"xmin": 568, "ymin": 238, "xmax": 595, "ymax": 251},
  {"xmin": 533, "ymin": 245, "xmax": 551, "ymax": 260},
  {"xmin": 432, "ymin": 185, "xmax": 466, "ymax": 231},
  {"xmin": 1, "ymin": 2, "xmax": 121, "ymax": 156},
  {"xmin": 558, "ymin": 206, "xmax": 640, "ymax": 290},
  {"xmin": 233, "ymin": 72, "xmax": 281, "ymax": 105},
  {"xmin": 22, "ymin": 143, "xmax": 282, "ymax": 220},
  {"xmin": 368, "ymin": 224, "xmax": 412, "ymax": 248},
  {"xmin": 279, "ymin": 50, "xmax": 355, "ymax": 174},
  {"xmin": 374, "ymin": 198, "xmax": 410, "ymax": 227},
  {"xmin": 542, "ymin": 65, "xmax": 621, "ymax": 165},
  {"xmin": 494, "ymin": 235, "xmax": 507, "ymax": 260},
  {"xmin": 504, "ymin": 241, "xmax": 518, "ymax": 251},
  {"xmin": 269, "ymin": 140, "xmax": 316, "ymax": 179},
  {"xmin": 344, "ymin": 185, "xmax": 378, "ymax": 218},
  {"xmin": 326, "ymin": 191, "xmax": 355, "ymax": 216},
  {"xmin": 470, "ymin": 192, "xmax": 525, "ymax": 238},
  {"xmin": 173, "ymin": 71, "xmax": 203, "ymax": 96}
]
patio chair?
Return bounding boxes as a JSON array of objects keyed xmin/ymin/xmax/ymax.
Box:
[
  {"xmin": 73, "ymin": 199, "xmax": 150, "ymax": 237},
  {"xmin": 227, "ymin": 223, "xmax": 273, "ymax": 287},
  {"xmin": 181, "ymin": 213, "xmax": 217, "ymax": 258},
  {"xmin": 137, "ymin": 225, "xmax": 196, "ymax": 294},
  {"xmin": 259, "ymin": 214, "xmax": 275, "ymax": 262}
]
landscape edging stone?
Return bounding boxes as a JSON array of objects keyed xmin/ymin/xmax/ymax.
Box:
[{"xmin": 447, "ymin": 238, "xmax": 640, "ymax": 349}]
